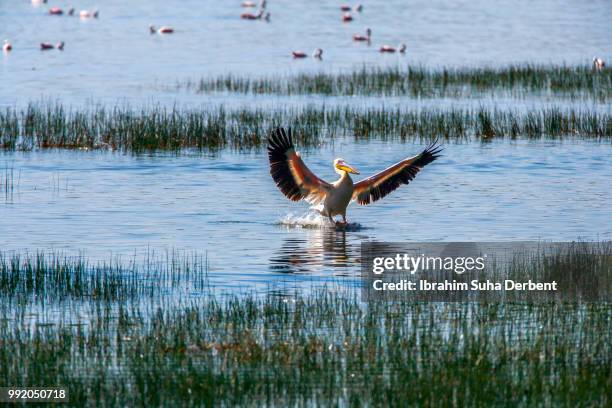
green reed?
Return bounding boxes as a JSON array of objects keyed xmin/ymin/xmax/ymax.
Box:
[
  {"xmin": 187, "ymin": 65, "xmax": 612, "ymax": 98},
  {"xmin": 0, "ymin": 247, "xmax": 610, "ymax": 406},
  {"xmin": 0, "ymin": 103, "xmax": 609, "ymax": 151}
]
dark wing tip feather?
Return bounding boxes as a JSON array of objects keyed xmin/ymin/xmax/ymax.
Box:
[
  {"xmin": 356, "ymin": 141, "xmax": 443, "ymax": 205},
  {"xmin": 267, "ymin": 127, "xmax": 303, "ymax": 201}
]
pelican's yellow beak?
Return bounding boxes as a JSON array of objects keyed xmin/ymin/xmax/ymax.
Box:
[{"xmin": 337, "ymin": 162, "xmax": 360, "ymax": 174}]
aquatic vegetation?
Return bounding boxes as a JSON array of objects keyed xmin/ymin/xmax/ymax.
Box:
[
  {"xmin": 0, "ymin": 251, "xmax": 209, "ymax": 305},
  {"xmin": 0, "ymin": 247, "xmax": 610, "ymax": 406},
  {"xmin": 186, "ymin": 65, "xmax": 612, "ymax": 98},
  {"xmin": 0, "ymin": 103, "xmax": 609, "ymax": 152}
]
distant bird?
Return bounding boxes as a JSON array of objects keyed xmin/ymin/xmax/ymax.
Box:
[
  {"xmin": 342, "ymin": 13, "xmax": 353, "ymax": 22},
  {"xmin": 241, "ymin": 0, "xmax": 256, "ymax": 6},
  {"xmin": 354, "ymin": 4, "xmax": 363, "ymax": 12},
  {"xmin": 593, "ymin": 57, "xmax": 605, "ymax": 70},
  {"xmin": 380, "ymin": 43, "xmax": 406, "ymax": 53},
  {"xmin": 40, "ymin": 41, "xmax": 64, "ymax": 50},
  {"xmin": 48, "ymin": 6, "xmax": 63, "ymax": 15},
  {"xmin": 79, "ymin": 10, "xmax": 99, "ymax": 18},
  {"xmin": 3, "ymin": 40, "xmax": 12, "ymax": 52},
  {"xmin": 31, "ymin": 0, "xmax": 48, "ymax": 5},
  {"xmin": 353, "ymin": 28, "xmax": 371, "ymax": 42},
  {"xmin": 150, "ymin": 25, "xmax": 174, "ymax": 34},
  {"xmin": 292, "ymin": 49, "xmax": 322, "ymax": 59},
  {"xmin": 268, "ymin": 128, "xmax": 442, "ymax": 226},
  {"xmin": 263, "ymin": 12, "xmax": 270, "ymax": 22},
  {"xmin": 67, "ymin": 8, "xmax": 74, "ymax": 16},
  {"xmin": 240, "ymin": 10, "xmax": 263, "ymax": 20},
  {"xmin": 292, "ymin": 50, "xmax": 307, "ymax": 58}
]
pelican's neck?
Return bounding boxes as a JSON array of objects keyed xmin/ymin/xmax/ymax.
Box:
[{"xmin": 337, "ymin": 171, "xmax": 353, "ymax": 185}]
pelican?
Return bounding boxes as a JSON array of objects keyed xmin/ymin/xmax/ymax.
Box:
[{"xmin": 268, "ymin": 128, "xmax": 442, "ymax": 226}]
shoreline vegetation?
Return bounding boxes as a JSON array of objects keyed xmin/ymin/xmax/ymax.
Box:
[
  {"xmin": 183, "ymin": 65, "xmax": 612, "ymax": 98},
  {"xmin": 1, "ymin": 248, "xmax": 610, "ymax": 406},
  {"xmin": 0, "ymin": 104, "xmax": 609, "ymax": 151}
]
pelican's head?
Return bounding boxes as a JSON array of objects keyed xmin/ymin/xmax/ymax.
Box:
[{"xmin": 334, "ymin": 158, "xmax": 359, "ymax": 175}]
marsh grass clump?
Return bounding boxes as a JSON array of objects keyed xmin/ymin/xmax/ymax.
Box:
[
  {"xmin": 0, "ymin": 103, "xmax": 609, "ymax": 152},
  {"xmin": 0, "ymin": 251, "xmax": 209, "ymax": 305},
  {"xmin": 191, "ymin": 65, "xmax": 612, "ymax": 98},
  {"xmin": 0, "ymin": 246, "xmax": 610, "ymax": 406}
]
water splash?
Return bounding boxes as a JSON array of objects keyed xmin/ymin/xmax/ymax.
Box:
[{"xmin": 278, "ymin": 212, "xmax": 363, "ymax": 231}]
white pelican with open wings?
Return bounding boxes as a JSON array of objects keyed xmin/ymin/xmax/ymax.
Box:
[{"xmin": 268, "ymin": 128, "xmax": 442, "ymax": 226}]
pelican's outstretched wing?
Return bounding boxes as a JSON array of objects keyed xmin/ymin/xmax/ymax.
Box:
[
  {"xmin": 268, "ymin": 128, "xmax": 331, "ymax": 205},
  {"xmin": 352, "ymin": 141, "xmax": 442, "ymax": 205}
]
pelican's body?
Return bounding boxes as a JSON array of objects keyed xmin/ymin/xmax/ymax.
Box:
[
  {"xmin": 322, "ymin": 170, "xmax": 355, "ymax": 223},
  {"xmin": 268, "ymin": 128, "xmax": 441, "ymax": 225}
]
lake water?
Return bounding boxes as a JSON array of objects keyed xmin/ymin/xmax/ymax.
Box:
[
  {"xmin": 1, "ymin": 1, "xmax": 611, "ymax": 295},
  {"xmin": 2, "ymin": 139, "xmax": 610, "ymax": 293},
  {"xmin": 1, "ymin": 0, "xmax": 611, "ymax": 106}
]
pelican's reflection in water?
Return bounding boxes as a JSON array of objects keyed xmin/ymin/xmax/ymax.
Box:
[{"xmin": 270, "ymin": 227, "xmax": 364, "ymax": 275}]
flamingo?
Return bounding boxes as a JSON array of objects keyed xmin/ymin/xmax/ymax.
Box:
[
  {"xmin": 240, "ymin": 10, "xmax": 263, "ymax": 20},
  {"xmin": 353, "ymin": 28, "xmax": 371, "ymax": 42},
  {"xmin": 243, "ymin": 0, "xmax": 265, "ymax": 7},
  {"xmin": 593, "ymin": 57, "xmax": 605, "ymax": 70},
  {"xmin": 342, "ymin": 13, "xmax": 353, "ymax": 22},
  {"xmin": 292, "ymin": 49, "xmax": 323, "ymax": 59},
  {"xmin": 80, "ymin": 10, "xmax": 99, "ymax": 18},
  {"xmin": 150, "ymin": 25, "xmax": 174, "ymax": 34},
  {"xmin": 3, "ymin": 40, "xmax": 12, "ymax": 52},
  {"xmin": 41, "ymin": 42, "xmax": 63, "ymax": 51},
  {"xmin": 380, "ymin": 43, "xmax": 406, "ymax": 53},
  {"xmin": 340, "ymin": 5, "xmax": 351, "ymax": 11},
  {"xmin": 48, "ymin": 7, "xmax": 63, "ymax": 15}
]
